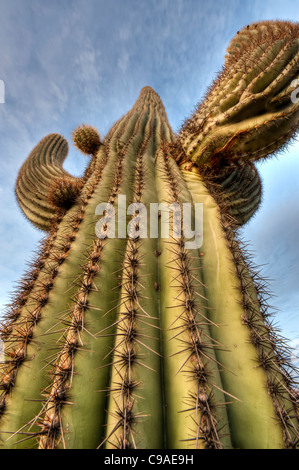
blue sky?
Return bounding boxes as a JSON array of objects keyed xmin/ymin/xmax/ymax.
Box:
[{"xmin": 0, "ymin": 0, "xmax": 298, "ymax": 366}]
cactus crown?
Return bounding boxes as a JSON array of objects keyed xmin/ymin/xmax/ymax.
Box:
[{"xmin": 1, "ymin": 20, "xmax": 298, "ymax": 450}]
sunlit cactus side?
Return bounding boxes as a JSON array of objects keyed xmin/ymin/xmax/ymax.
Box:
[{"xmin": 0, "ymin": 21, "xmax": 298, "ymax": 450}]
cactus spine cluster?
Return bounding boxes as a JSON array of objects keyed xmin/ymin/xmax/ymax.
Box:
[{"xmin": 0, "ymin": 21, "xmax": 299, "ymax": 449}]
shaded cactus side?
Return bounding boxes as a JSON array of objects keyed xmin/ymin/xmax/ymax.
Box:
[{"xmin": 0, "ymin": 21, "xmax": 298, "ymax": 449}]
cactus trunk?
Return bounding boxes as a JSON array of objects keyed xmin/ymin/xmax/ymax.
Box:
[{"xmin": 1, "ymin": 21, "xmax": 299, "ymax": 449}]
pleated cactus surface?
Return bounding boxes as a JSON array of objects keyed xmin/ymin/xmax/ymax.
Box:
[{"xmin": 0, "ymin": 20, "xmax": 299, "ymax": 449}]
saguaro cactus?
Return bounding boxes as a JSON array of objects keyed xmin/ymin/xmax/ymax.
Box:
[{"xmin": 0, "ymin": 20, "xmax": 299, "ymax": 449}]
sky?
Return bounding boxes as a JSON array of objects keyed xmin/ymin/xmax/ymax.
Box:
[{"xmin": 0, "ymin": 0, "xmax": 298, "ymax": 368}]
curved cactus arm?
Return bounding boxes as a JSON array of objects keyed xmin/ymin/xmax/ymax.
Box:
[
  {"xmin": 103, "ymin": 121, "xmax": 163, "ymax": 450},
  {"xmin": 180, "ymin": 161, "xmax": 262, "ymax": 227},
  {"xmin": 1, "ymin": 69, "xmax": 298, "ymax": 451},
  {"xmin": 178, "ymin": 20, "xmax": 299, "ymax": 169},
  {"xmin": 15, "ymin": 134, "xmax": 81, "ymax": 230},
  {"xmin": 182, "ymin": 167, "xmax": 299, "ymax": 448},
  {"xmin": 0, "ymin": 146, "xmax": 109, "ymax": 447}
]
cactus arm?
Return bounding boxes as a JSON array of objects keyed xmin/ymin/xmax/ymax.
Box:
[
  {"xmin": 34, "ymin": 89, "xmax": 172, "ymax": 449},
  {"xmin": 58, "ymin": 92, "xmax": 174, "ymax": 449},
  {"xmin": 178, "ymin": 21, "xmax": 299, "ymax": 169},
  {"xmin": 56, "ymin": 111, "xmax": 152, "ymax": 449}
]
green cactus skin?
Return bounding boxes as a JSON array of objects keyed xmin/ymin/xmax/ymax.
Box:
[{"xmin": 1, "ymin": 21, "xmax": 299, "ymax": 449}]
